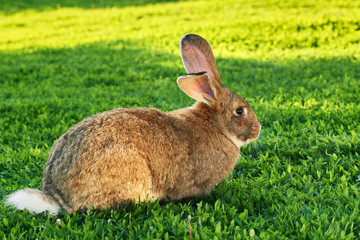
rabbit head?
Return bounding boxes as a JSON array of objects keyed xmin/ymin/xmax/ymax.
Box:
[{"xmin": 177, "ymin": 34, "xmax": 261, "ymax": 148}]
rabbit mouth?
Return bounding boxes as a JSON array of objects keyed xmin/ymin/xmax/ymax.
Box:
[
  {"xmin": 229, "ymin": 135, "xmax": 251, "ymax": 148},
  {"xmin": 229, "ymin": 123, "xmax": 261, "ymax": 148}
]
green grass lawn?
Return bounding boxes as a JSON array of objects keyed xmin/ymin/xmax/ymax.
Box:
[{"xmin": 1, "ymin": 0, "xmax": 360, "ymax": 238}]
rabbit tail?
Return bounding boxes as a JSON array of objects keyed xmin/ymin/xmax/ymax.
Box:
[{"xmin": 5, "ymin": 188, "xmax": 60, "ymax": 215}]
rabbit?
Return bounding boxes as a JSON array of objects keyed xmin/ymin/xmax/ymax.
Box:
[{"xmin": 5, "ymin": 34, "xmax": 261, "ymax": 214}]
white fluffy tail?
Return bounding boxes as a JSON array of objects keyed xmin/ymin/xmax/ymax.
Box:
[{"xmin": 5, "ymin": 188, "xmax": 60, "ymax": 215}]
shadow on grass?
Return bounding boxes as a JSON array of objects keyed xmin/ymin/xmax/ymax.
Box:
[
  {"xmin": 1, "ymin": 39, "xmax": 359, "ymax": 98},
  {"xmin": 0, "ymin": 0, "xmax": 179, "ymax": 14},
  {"xmin": 0, "ymin": 39, "xmax": 182, "ymax": 88}
]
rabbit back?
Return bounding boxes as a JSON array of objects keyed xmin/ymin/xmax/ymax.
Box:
[{"xmin": 42, "ymin": 108, "xmax": 171, "ymax": 212}]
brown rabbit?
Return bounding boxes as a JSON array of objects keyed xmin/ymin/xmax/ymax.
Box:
[{"xmin": 5, "ymin": 34, "xmax": 261, "ymax": 214}]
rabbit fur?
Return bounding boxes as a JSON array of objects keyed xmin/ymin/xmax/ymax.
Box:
[{"xmin": 5, "ymin": 34, "xmax": 261, "ymax": 214}]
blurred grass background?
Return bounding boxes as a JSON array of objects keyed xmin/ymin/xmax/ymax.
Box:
[{"xmin": 0, "ymin": 0, "xmax": 359, "ymax": 239}]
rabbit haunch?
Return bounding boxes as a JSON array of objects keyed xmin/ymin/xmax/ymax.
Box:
[{"xmin": 5, "ymin": 34, "xmax": 261, "ymax": 214}]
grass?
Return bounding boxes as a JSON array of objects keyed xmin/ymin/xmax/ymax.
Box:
[{"xmin": 0, "ymin": 0, "xmax": 360, "ymax": 239}]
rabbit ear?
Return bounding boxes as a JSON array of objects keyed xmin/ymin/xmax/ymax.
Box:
[
  {"xmin": 180, "ymin": 34, "xmax": 221, "ymax": 84},
  {"xmin": 177, "ymin": 72, "xmax": 221, "ymax": 103}
]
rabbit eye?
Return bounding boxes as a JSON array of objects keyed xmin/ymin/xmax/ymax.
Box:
[{"xmin": 235, "ymin": 107, "xmax": 244, "ymax": 116}]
